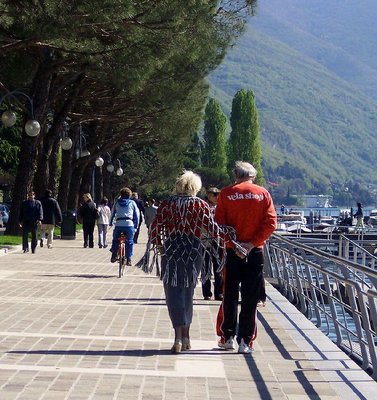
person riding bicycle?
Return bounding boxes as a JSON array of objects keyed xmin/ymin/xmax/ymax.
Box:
[{"xmin": 109, "ymin": 187, "xmax": 140, "ymax": 265}]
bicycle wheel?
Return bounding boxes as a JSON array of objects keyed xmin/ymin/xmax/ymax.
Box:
[
  {"xmin": 118, "ymin": 256, "xmax": 124, "ymax": 278},
  {"xmin": 118, "ymin": 243, "xmax": 125, "ymax": 278}
]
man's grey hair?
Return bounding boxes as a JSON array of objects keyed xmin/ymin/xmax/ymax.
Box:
[
  {"xmin": 233, "ymin": 161, "xmax": 257, "ymax": 180},
  {"xmin": 175, "ymin": 170, "xmax": 202, "ymax": 196}
]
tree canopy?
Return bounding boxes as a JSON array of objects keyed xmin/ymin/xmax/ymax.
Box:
[
  {"xmin": 0, "ymin": 0, "xmax": 257, "ymax": 233},
  {"xmin": 228, "ymin": 88, "xmax": 263, "ymax": 184},
  {"xmin": 202, "ymin": 98, "xmax": 228, "ymax": 172}
]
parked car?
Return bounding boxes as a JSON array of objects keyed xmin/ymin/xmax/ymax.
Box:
[{"xmin": 0, "ymin": 204, "xmax": 9, "ymax": 226}]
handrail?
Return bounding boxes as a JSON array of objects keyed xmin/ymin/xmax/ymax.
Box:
[
  {"xmin": 272, "ymin": 233, "xmax": 377, "ymax": 278},
  {"xmin": 338, "ymin": 233, "xmax": 377, "ymax": 269},
  {"xmin": 265, "ymin": 233, "xmax": 377, "ymax": 379}
]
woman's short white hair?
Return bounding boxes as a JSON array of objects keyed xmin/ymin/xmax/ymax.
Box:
[
  {"xmin": 233, "ymin": 161, "xmax": 257, "ymax": 180},
  {"xmin": 175, "ymin": 170, "xmax": 202, "ymax": 196}
]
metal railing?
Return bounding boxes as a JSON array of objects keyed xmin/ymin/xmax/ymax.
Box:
[
  {"xmin": 265, "ymin": 233, "xmax": 377, "ymax": 379},
  {"xmin": 338, "ymin": 233, "xmax": 377, "ymax": 270}
]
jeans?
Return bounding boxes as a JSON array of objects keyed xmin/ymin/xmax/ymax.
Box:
[{"xmin": 111, "ymin": 225, "xmax": 135, "ymax": 259}]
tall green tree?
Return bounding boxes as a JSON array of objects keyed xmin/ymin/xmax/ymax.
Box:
[
  {"xmin": 1, "ymin": 1, "xmax": 257, "ymax": 232},
  {"xmin": 183, "ymin": 133, "xmax": 202, "ymax": 170},
  {"xmin": 228, "ymin": 89, "xmax": 264, "ymax": 184},
  {"xmin": 202, "ymin": 98, "xmax": 227, "ymax": 172}
]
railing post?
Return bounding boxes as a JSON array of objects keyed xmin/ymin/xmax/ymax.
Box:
[{"xmin": 264, "ymin": 233, "xmax": 377, "ymax": 378}]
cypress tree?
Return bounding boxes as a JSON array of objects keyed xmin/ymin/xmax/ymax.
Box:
[
  {"xmin": 228, "ymin": 89, "xmax": 264, "ymax": 184},
  {"xmin": 202, "ymin": 98, "xmax": 227, "ymax": 173}
]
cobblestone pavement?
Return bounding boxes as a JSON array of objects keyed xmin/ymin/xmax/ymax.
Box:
[{"xmin": 0, "ymin": 226, "xmax": 376, "ymax": 399}]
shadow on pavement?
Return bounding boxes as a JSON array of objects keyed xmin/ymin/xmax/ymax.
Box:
[
  {"xmin": 101, "ymin": 297, "xmax": 165, "ymax": 302},
  {"xmin": 8, "ymin": 349, "xmax": 174, "ymax": 357},
  {"xmin": 8, "ymin": 348, "xmax": 233, "ymax": 357},
  {"xmin": 37, "ymin": 274, "xmax": 115, "ymax": 279}
]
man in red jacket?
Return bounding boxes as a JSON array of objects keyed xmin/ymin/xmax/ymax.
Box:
[{"xmin": 215, "ymin": 161, "xmax": 277, "ymax": 354}]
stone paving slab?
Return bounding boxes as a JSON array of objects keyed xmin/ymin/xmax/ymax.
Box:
[{"xmin": 0, "ymin": 226, "xmax": 376, "ymax": 399}]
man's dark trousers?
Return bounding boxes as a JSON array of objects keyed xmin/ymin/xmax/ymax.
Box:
[
  {"xmin": 218, "ymin": 248, "xmax": 264, "ymax": 345},
  {"xmin": 22, "ymin": 221, "xmax": 38, "ymax": 252}
]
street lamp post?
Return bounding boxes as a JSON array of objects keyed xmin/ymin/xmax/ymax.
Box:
[
  {"xmin": 60, "ymin": 122, "xmax": 73, "ymax": 151},
  {"xmin": 1, "ymin": 88, "xmax": 42, "ymax": 235},
  {"xmin": 115, "ymin": 159, "xmax": 123, "ymax": 176},
  {"xmin": 0, "ymin": 90, "xmax": 41, "ymax": 136},
  {"xmin": 95, "ymin": 156, "xmax": 104, "ymax": 167},
  {"xmin": 101, "ymin": 152, "xmax": 114, "ymax": 172},
  {"xmin": 75, "ymin": 124, "xmax": 90, "ymax": 159},
  {"xmin": 93, "ymin": 156, "xmax": 105, "ymax": 201},
  {"xmin": 89, "ymin": 151, "xmax": 125, "ymax": 204}
]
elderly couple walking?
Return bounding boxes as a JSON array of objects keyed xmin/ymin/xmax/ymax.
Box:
[{"xmin": 141, "ymin": 161, "xmax": 277, "ymax": 354}]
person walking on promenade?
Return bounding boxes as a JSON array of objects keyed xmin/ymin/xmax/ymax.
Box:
[
  {"xmin": 215, "ymin": 161, "xmax": 277, "ymax": 354},
  {"xmin": 202, "ymin": 187, "xmax": 223, "ymax": 301},
  {"xmin": 148, "ymin": 171, "xmax": 225, "ymax": 353},
  {"xmin": 109, "ymin": 188, "xmax": 140, "ymax": 265},
  {"xmin": 78, "ymin": 193, "xmax": 97, "ymax": 248},
  {"xmin": 354, "ymin": 202, "xmax": 364, "ymax": 228},
  {"xmin": 97, "ymin": 197, "xmax": 111, "ymax": 248},
  {"xmin": 39, "ymin": 189, "xmax": 62, "ymax": 249},
  {"xmin": 131, "ymin": 192, "xmax": 145, "ymax": 243},
  {"xmin": 144, "ymin": 198, "xmax": 158, "ymax": 230},
  {"xmin": 19, "ymin": 190, "xmax": 43, "ymax": 253}
]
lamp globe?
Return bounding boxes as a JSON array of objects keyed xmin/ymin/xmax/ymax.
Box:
[
  {"xmin": 61, "ymin": 137, "xmax": 73, "ymax": 150},
  {"xmin": 25, "ymin": 119, "xmax": 41, "ymax": 136},
  {"xmin": 1, "ymin": 111, "xmax": 17, "ymax": 127}
]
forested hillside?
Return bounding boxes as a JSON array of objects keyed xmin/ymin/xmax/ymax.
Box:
[
  {"xmin": 208, "ymin": 0, "xmax": 377, "ymax": 205},
  {"xmin": 252, "ymin": 0, "xmax": 377, "ymax": 100}
]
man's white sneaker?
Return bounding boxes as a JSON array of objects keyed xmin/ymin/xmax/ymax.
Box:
[
  {"xmin": 218, "ymin": 336, "xmax": 235, "ymax": 350},
  {"xmin": 238, "ymin": 339, "xmax": 254, "ymax": 354}
]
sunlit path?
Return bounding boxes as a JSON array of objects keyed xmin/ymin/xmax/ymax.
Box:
[{"xmin": 0, "ymin": 226, "xmax": 375, "ymax": 399}]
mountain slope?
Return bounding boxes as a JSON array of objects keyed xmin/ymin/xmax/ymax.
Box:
[
  {"xmin": 251, "ymin": 0, "xmax": 377, "ymax": 100},
  {"xmin": 208, "ymin": 4, "xmax": 377, "ymax": 201}
]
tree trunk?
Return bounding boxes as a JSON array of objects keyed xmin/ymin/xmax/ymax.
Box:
[
  {"xmin": 34, "ymin": 73, "xmax": 85, "ymax": 198},
  {"xmin": 48, "ymin": 139, "xmax": 60, "ymax": 196},
  {"xmin": 5, "ymin": 134, "xmax": 38, "ymax": 234},
  {"xmin": 6, "ymin": 51, "xmax": 53, "ymax": 234},
  {"xmin": 81, "ymin": 165, "xmax": 93, "ymax": 196},
  {"xmin": 67, "ymin": 162, "xmax": 88, "ymax": 211},
  {"xmin": 57, "ymin": 145, "xmax": 74, "ymax": 212},
  {"xmin": 94, "ymin": 166, "xmax": 103, "ymax": 205},
  {"xmin": 34, "ymin": 125, "xmax": 50, "ymax": 199}
]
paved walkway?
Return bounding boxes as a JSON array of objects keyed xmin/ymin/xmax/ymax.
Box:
[{"xmin": 0, "ymin": 226, "xmax": 376, "ymax": 399}]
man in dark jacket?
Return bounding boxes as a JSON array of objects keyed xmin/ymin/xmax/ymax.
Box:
[
  {"xmin": 39, "ymin": 189, "xmax": 62, "ymax": 249},
  {"xmin": 19, "ymin": 191, "xmax": 43, "ymax": 253},
  {"xmin": 131, "ymin": 192, "xmax": 145, "ymax": 243}
]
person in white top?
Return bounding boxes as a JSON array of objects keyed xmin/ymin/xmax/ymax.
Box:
[{"xmin": 97, "ymin": 197, "xmax": 112, "ymax": 248}]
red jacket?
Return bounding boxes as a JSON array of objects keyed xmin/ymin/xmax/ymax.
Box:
[{"xmin": 215, "ymin": 180, "xmax": 277, "ymax": 249}]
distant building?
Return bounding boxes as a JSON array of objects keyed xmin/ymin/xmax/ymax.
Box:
[{"xmin": 295, "ymin": 195, "xmax": 332, "ymax": 208}]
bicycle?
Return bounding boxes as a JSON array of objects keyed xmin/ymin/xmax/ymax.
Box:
[{"xmin": 118, "ymin": 232, "xmax": 126, "ymax": 278}]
